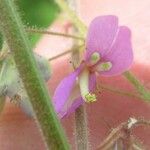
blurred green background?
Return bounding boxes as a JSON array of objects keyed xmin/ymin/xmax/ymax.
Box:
[
  {"xmin": 0, "ymin": 0, "xmax": 60, "ymax": 49},
  {"xmin": 18, "ymin": 0, "xmax": 60, "ymax": 46}
]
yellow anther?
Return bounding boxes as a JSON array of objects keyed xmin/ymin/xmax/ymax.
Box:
[{"xmin": 85, "ymin": 93, "xmax": 96, "ymax": 103}]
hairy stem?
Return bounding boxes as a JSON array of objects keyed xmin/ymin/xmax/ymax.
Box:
[
  {"xmin": 49, "ymin": 49, "xmax": 72, "ymax": 61},
  {"xmin": 97, "ymin": 122, "xmax": 126, "ymax": 150},
  {"xmin": 98, "ymin": 84, "xmax": 141, "ymax": 99},
  {"xmin": 26, "ymin": 28, "xmax": 84, "ymax": 41},
  {"xmin": 124, "ymin": 71, "xmax": 150, "ymax": 101},
  {"xmin": 97, "ymin": 118, "xmax": 149, "ymax": 150},
  {"xmin": 0, "ymin": 0, "xmax": 69, "ymax": 149},
  {"xmin": 75, "ymin": 105, "xmax": 89, "ymax": 150},
  {"xmin": 68, "ymin": 0, "xmax": 90, "ymax": 149},
  {"xmin": 48, "ymin": 44, "xmax": 84, "ymax": 61}
]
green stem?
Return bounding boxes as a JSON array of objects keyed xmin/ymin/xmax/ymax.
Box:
[
  {"xmin": 55, "ymin": 0, "xmax": 150, "ymax": 102},
  {"xmin": 26, "ymin": 28, "xmax": 84, "ymax": 41},
  {"xmin": 54, "ymin": 0, "xmax": 87, "ymax": 37},
  {"xmin": 124, "ymin": 71, "xmax": 150, "ymax": 101},
  {"xmin": 99, "ymin": 83, "xmax": 141, "ymax": 99},
  {"xmin": 0, "ymin": 0, "xmax": 69, "ymax": 149},
  {"xmin": 68, "ymin": 1, "xmax": 90, "ymax": 149}
]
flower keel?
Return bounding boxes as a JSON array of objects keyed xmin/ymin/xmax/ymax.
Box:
[{"xmin": 79, "ymin": 68, "xmax": 96, "ymax": 102}]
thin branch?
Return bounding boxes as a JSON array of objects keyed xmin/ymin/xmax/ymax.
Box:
[
  {"xmin": 130, "ymin": 119, "xmax": 150, "ymax": 129},
  {"xmin": 97, "ymin": 118, "xmax": 150, "ymax": 150},
  {"xmin": 96, "ymin": 122, "xmax": 127, "ymax": 150},
  {"xmin": 48, "ymin": 44, "xmax": 84, "ymax": 61},
  {"xmin": 48, "ymin": 49, "xmax": 72, "ymax": 61},
  {"xmin": 124, "ymin": 71, "xmax": 150, "ymax": 101},
  {"xmin": 133, "ymin": 143, "xmax": 144, "ymax": 150},
  {"xmin": 97, "ymin": 84, "xmax": 141, "ymax": 99},
  {"xmin": 26, "ymin": 28, "xmax": 85, "ymax": 41},
  {"xmin": 132, "ymin": 136, "xmax": 147, "ymax": 150}
]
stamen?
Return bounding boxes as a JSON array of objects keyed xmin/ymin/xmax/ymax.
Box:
[
  {"xmin": 96, "ymin": 61, "xmax": 112, "ymax": 72},
  {"xmin": 85, "ymin": 93, "xmax": 96, "ymax": 103},
  {"xmin": 90, "ymin": 52, "xmax": 100, "ymax": 65},
  {"xmin": 79, "ymin": 69, "xmax": 96, "ymax": 103}
]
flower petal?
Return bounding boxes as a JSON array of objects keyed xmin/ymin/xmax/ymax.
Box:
[
  {"xmin": 85, "ymin": 15, "xmax": 118, "ymax": 61},
  {"xmin": 60, "ymin": 97, "xmax": 84, "ymax": 118},
  {"xmin": 100, "ymin": 26, "xmax": 133, "ymax": 76},
  {"xmin": 59, "ymin": 73, "xmax": 96, "ymax": 118},
  {"xmin": 53, "ymin": 68, "xmax": 81, "ymax": 114}
]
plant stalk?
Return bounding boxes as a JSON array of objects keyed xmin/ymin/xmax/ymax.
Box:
[
  {"xmin": 26, "ymin": 28, "xmax": 84, "ymax": 40},
  {"xmin": 75, "ymin": 105, "xmax": 89, "ymax": 150},
  {"xmin": 0, "ymin": 0, "xmax": 69, "ymax": 149},
  {"xmin": 66, "ymin": 1, "xmax": 90, "ymax": 149},
  {"xmin": 124, "ymin": 71, "xmax": 150, "ymax": 101}
]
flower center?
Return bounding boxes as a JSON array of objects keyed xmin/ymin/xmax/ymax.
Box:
[
  {"xmin": 79, "ymin": 68, "xmax": 96, "ymax": 103},
  {"xmin": 90, "ymin": 52, "xmax": 100, "ymax": 65},
  {"xmin": 96, "ymin": 61, "xmax": 112, "ymax": 72}
]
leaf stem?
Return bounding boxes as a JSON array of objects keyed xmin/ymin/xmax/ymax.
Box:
[
  {"xmin": 48, "ymin": 44, "xmax": 84, "ymax": 61},
  {"xmin": 26, "ymin": 28, "xmax": 85, "ymax": 41},
  {"xmin": 124, "ymin": 71, "xmax": 150, "ymax": 101},
  {"xmin": 49, "ymin": 49, "xmax": 72, "ymax": 61},
  {"xmin": 98, "ymin": 83, "xmax": 141, "ymax": 99},
  {"xmin": 0, "ymin": 0, "xmax": 69, "ymax": 149}
]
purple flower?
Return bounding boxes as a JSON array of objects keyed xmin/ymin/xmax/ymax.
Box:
[{"xmin": 53, "ymin": 15, "xmax": 133, "ymax": 118}]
